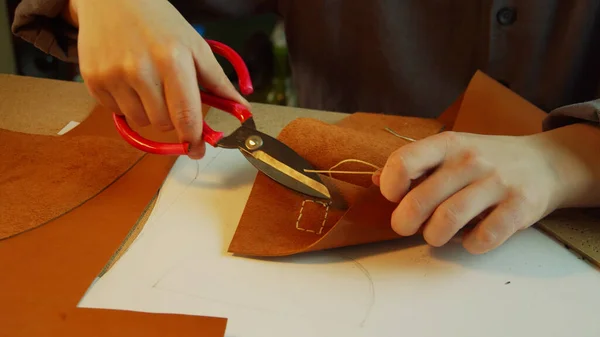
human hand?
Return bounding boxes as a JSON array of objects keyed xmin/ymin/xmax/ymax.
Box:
[
  {"xmin": 372, "ymin": 128, "xmax": 590, "ymax": 254},
  {"xmin": 68, "ymin": 0, "xmax": 249, "ymax": 159}
]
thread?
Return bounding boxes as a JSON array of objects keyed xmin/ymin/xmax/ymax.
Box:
[
  {"xmin": 384, "ymin": 127, "xmax": 416, "ymax": 142},
  {"xmin": 302, "ymin": 128, "xmax": 415, "ymax": 176},
  {"xmin": 304, "ymin": 159, "xmax": 380, "ymax": 176}
]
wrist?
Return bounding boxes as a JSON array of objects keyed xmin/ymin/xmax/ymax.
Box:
[{"xmin": 532, "ymin": 123, "xmax": 600, "ymax": 209}]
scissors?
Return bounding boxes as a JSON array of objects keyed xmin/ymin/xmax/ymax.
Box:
[{"xmin": 111, "ymin": 39, "xmax": 331, "ymax": 200}]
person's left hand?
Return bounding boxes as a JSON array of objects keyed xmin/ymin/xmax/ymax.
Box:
[{"xmin": 372, "ymin": 130, "xmax": 570, "ymax": 254}]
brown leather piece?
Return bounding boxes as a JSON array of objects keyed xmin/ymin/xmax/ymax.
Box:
[
  {"xmin": 450, "ymin": 70, "xmax": 546, "ymax": 135},
  {"xmin": 228, "ymin": 113, "xmax": 445, "ymax": 256},
  {"xmin": 58, "ymin": 308, "xmax": 223, "ymax": 335},
  {"xmin": 0, "ymin": 129, "xmax": 143, "ymax": 240},
  {"xmin": 0, "ymin": 106, "xmax": 226, "ymax": 336}
]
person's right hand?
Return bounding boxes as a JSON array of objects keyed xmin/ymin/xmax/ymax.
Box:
[{"xmin": 67, "ymin": 0, "xmax": 250, "ymax": 159}]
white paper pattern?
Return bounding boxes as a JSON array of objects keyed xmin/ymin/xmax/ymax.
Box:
[{"xmin": 79, "ymin": 146, "xmax": 600, "ymax": 337}]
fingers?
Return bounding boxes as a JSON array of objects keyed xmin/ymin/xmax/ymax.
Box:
[
  {"xmin": 162, "ymin": 49, "xmax": 206, "ymax": 159},
  {"xmin": 83, "ymin": 50, "xmax": 206, "ymax": 159},
  {"xmin": 379, "ymin": 131, "xmax": 462, "ymax": 202},
  {"xmin": 87, "ymin": 86, "xmax": 121, "ymax": 115},
  {"xmin": 462, "ymin": 193, "xmax": 530, "ymax": 254},
  {"xmin": 80, "ymin": 36, "xmax": 249, "ymax": 161},
  {"xmin": 112, "ymin": 82, "xmax": 152, "ymax": 127},
  {"xmin": 390, "ymin": 151, "xmax": 491, "ymax": 236},
  {"xmin": 84, "ymin": 70, "xmax": 151, "ymax": 127},
  {"xmin": 422, "ymin": 173, "xmax": 506, "ymax": 247},
  {"xmin": 378, "ymin": 130, "xmax": 546, "ymax": 254},
  {"xmin": 124, "ymin": 58, "xmax": 172, "ymax": 131},
  {"xmin": 192, "ymin": 39, "xmax": 250, "ymax": 108}
]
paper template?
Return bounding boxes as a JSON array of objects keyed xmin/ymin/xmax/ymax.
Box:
[{"xmin": 79, "ymin": 146, "xmax": 600, "ymax": 337}]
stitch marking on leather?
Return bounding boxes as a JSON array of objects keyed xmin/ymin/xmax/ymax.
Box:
[{"xmin": 296, "ymin": 200, "xmax": 330, "ymax": 235}]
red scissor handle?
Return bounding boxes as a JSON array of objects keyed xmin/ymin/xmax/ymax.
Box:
[
  {"xmin": 199, "ymin": 91, "xmax": 253, "ymax": 147},
  {"xmin": 112, "ymin": 39, "xmax": 254, "ymax": 155}
]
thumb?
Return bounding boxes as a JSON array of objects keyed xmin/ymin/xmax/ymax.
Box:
[{"xmin": 372, "ymin": 168, "xmax": 382, "ymax": 186}]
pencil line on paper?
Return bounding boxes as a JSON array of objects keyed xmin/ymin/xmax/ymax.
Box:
[
  {"xmin": 339, "ymin": 253, "xmax": 375, "ymax": 327},
  {"xmin": 148, "ymin": 153, "xmax": 215, "ymax": 227}
]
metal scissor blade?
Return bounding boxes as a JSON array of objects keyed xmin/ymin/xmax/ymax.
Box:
[
  {"xmin": 229, "ymin": 128, "xmax": 331, "ymax": 200},
  {"xmin": 241, "ymin": 149, "xmax": 331, "ymax": 200}
]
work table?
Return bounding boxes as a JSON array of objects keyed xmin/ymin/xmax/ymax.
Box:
[{"xmin": 2, "ymin": 73, "xmax": 600, "ymax": 337}]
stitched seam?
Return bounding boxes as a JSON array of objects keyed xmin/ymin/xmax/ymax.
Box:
[{"xmin": 295, "ymin": 200, "xmax": 330, "ymax": 235}]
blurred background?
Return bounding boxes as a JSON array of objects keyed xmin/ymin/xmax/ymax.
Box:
[{"xmin": 0, "ymin": 0, "xmax": 297, "ymax": 107}]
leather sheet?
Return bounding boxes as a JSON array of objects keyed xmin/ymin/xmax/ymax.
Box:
[
  {"xmin": 228, "ymin": 114, "xmax": 445, "ymax": 256},
  {"xmin": 0, "ymin": 129, "xmax": 143, "ymax": 240},
  {"xmin": 0, "ymin": 105, "xmax": 226, "ymax": 336}
]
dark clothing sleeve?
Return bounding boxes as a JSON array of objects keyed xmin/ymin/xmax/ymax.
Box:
[
  {"xmin": 10, "ymin": 0, "xmax": 275, "ymax": 63},
  {"xmin": 167, "ymin": 0, "xmax": 276, "ymax": 21},
  {"xmin": 11, "ymin": 0, "xmax": 78, "ymax": 62},
  {"xmin": 543, "ymin": 99, "xmax": 600, "ymax": 131}
]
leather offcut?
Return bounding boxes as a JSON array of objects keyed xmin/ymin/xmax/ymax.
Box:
[
  {"xmin": 0, "ymin": 129, "xmax": 144, "ymax": 240},
  {"xmin": 0, "ymin": 105, "xmax": 227, "ymax": 337}
]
